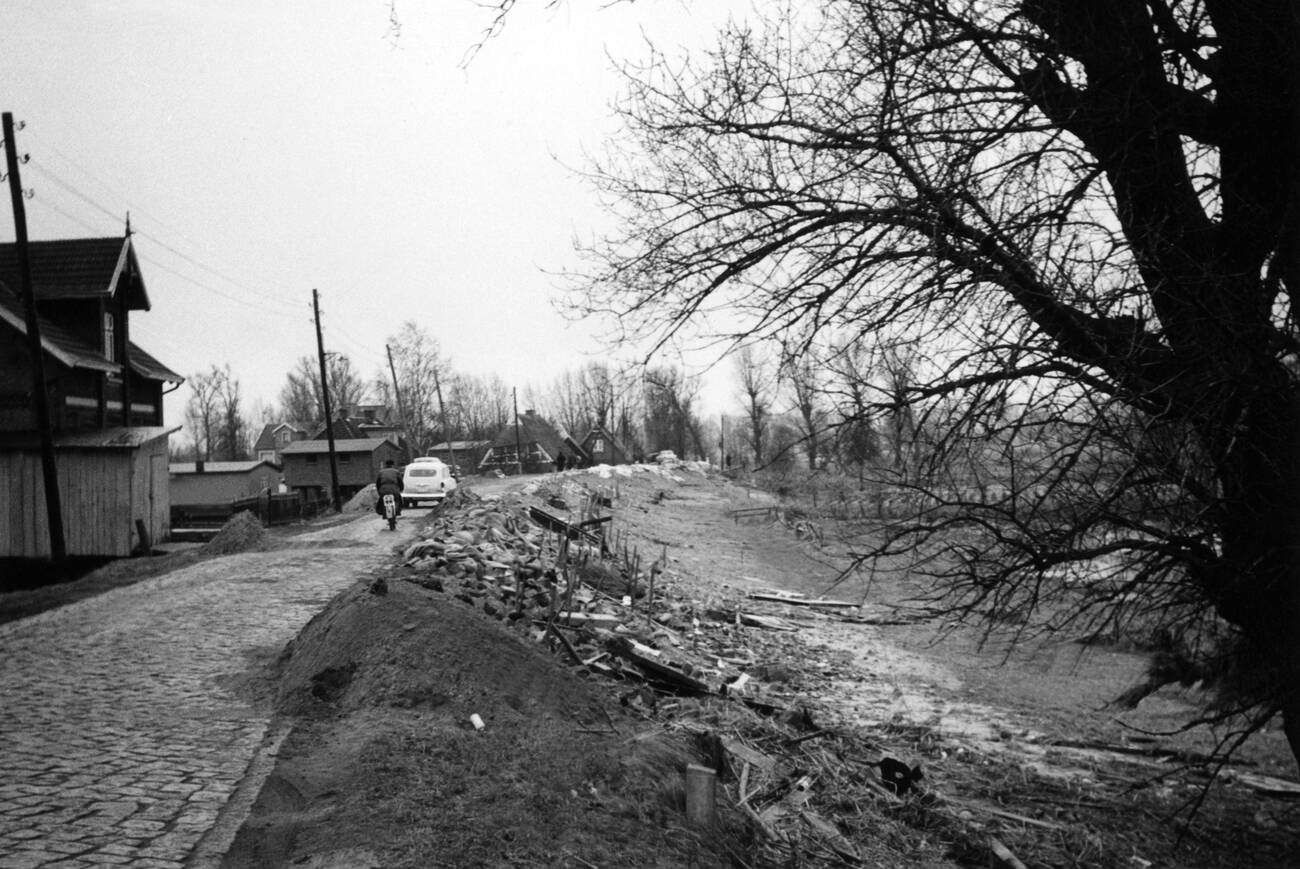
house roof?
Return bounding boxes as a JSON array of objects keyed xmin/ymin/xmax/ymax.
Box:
[
  {"xmin": 0, "ymin": 426, "xmax": 179, "ymax": 451},
  {"xmin": 580, "ymin": 424, "xmax": 633, "ymax": 460},
  {"xmin": 171, "ymin": 460, "xmax": 281, "ymax": 475},
  {"xmin": 311, "ymin": 417, "xmax": 371, "ymax": 441},
  {"xmin": 281, "ymin": 438, "xmax": 395, "ymax": 455},
  {"xmin": 0, "ymin": 237, "xmax": 149, "ymax": 310},
  {"xmin": 0, "ymin": 279, "xmax": 182, "ymax": 383},
  {"xmin": 429, "ymin": 440, "xmax": 492, "ymax": 451},
  {"xmin": 253, "ymin": 422, "xmax": 308, "ymax": 452},
  {"xmin": 489, "ymin": 412, "xmax": 588, "ymax": 460}
]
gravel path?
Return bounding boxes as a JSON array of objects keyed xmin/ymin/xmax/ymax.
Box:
[{"xmin": 0, "ymin": 511, "xmax": 423, "ymax": 869}]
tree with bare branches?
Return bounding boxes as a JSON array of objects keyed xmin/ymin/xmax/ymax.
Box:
[{"xmin": 564, "ymin": 1, "xmax": 1300, "ymax": 767}]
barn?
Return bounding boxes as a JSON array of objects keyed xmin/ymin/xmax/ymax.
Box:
[{"xmin": 0, "ymin": 236, "xmax": 183, "ymax": 559}]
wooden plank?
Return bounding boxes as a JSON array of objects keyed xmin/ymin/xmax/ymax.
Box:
[
  {"xmin": 748, "ymin": 592, "xmax": 858, "ymax": 609},
  {"xmin": 684, "ymin": 764, "xmax": 717, "ymax": 827}
]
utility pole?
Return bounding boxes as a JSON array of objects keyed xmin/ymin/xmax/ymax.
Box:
[
  {"xmin": 385, "ymin": 343, "xmax": 412, "ymax": 458},
  {"xmin": 4, "ymin": 112, "xmax": 65, "ymax": 560},
  {"xmin": 431, "ymin": 363, "xmax": 458, "ymax": 474},
  {"xmin": 312, "ymin": 289, "xmax": 341, "ymax": 511},
  {"xmin": 512, "ymin": 386, "xmax": 523, "ymax": 475},
  {"xmin": 120, "ymin": 214, "xmax": 133, "ymax": 424}
]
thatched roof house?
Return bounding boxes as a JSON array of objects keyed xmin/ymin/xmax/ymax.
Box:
[{"xmin": 480, "ymin": 410, "xmax": 588, "ymax": 474}]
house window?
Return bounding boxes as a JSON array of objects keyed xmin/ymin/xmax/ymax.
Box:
[
  {"xmin": 306, "ymin": 454, "xmax": 319, "ymax": 464},
  {"xmin": 593, "ymin": 438, "xmax": 605, "ymax": 453},
  {"xmin": 339, "ymin": 453, "xmax": 352, "ymax": 463},
  {"xmin": 103, "ymin": 312, "xmax": 115, "ymax": 362}
]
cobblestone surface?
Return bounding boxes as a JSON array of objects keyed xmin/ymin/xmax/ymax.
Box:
[{"xmin": 0, "ymin": 513, "xmax": 417, "ymax": 868}]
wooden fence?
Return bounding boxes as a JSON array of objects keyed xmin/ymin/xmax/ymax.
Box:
[{"xmin": 171, "ymin": 492, "xmax": 311, "ymax": 529}]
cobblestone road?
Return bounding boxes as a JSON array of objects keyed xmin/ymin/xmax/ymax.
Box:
[{"xmin": 0, "ymin": 513, "xmax": 420, "ymax": 869}]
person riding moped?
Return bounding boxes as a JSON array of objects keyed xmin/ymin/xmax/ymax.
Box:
[{"xmin": 375, "ymin": 459, "xmax": 404, "ymax": 520}]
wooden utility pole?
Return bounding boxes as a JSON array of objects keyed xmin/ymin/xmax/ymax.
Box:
[
  {"xmin": 312, "ymin": 289, "xmax": 341, "ymax": 511},
  {"xmin": 4, "ymin": 112, "xmax": 65, "ymax": 560},
  {"xmin": 512, "ymin": 386, "xmax": 523, "ymax": 475},
  {"xmin": 119, "ymin": 215, "xmax": 133, "ymax": 424},
  {"xmin": 431, "ymin": 363, "xmax": 458, "ymax": 474},
  {"xmin": 385, "ymin": 343, "xmax": 413, "ymax": 457}
]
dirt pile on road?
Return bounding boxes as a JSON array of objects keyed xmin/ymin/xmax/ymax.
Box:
[{"xmin": 201, "ymin": 510, "xmax": 269, "ymax": 555}]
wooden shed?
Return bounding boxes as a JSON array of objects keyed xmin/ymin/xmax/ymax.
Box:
[{"xmin": 0, "ymin": 426, "xmax": 175, "ymax": 558}]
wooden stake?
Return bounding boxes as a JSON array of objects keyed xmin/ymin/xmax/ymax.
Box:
[{"xmin": 685, "ymin": 764, "xmax": 717, "ymax": 827}]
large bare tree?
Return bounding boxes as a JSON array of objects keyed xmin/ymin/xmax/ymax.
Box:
[
  {"xmin": 277, "ymin": 354, "xmax": 366, "ymax": 426},
  {"xmin": 565, "ymin": 1, "xmax": 1300, "ymax": 766}
]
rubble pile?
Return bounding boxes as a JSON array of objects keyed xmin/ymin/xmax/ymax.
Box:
[{"xmin": 395, "ymin": 474, "xmax": 975, "ymax": 867}]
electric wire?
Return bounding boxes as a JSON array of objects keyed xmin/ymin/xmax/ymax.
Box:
[{"xmin": 26, "ymin": 159, "xmax": 304, "ymax": 314}]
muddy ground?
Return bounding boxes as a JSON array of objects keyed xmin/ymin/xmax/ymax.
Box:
[{"xmin": 220, "ymin": 465, "xmax": 1298, "ymax": 868}]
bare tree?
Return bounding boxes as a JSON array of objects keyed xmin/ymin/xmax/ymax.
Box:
[
  {"xmin": 734, "ymin": 344, "xmax": 774, "ymax": 468},
  {"xmin": 183, "ymin": 366, "xmax": 222, "ymax": 461},
  {"xmin": 568, "ymin": 2, "xmax": 1300, "ymax": 766},
  {"xmin": 643, "ymin": 366, "xmax": 705, "ymax": 458},
  {"xmin": 384, "ymin": 322, "xmax": 448, "ymax": 453},
  {"xmin": 277, "ymin": 354, "xmax": 366, "ymax": 426},
  {"xmin": 780, "ymin": 346, "xmax": 828, "ymax": 471},
  {"xmin": 447, "ymin": 372, "xmax": 512, "ymax": 441},
  {"xmin": 212, "ymin": 366, "xmax": 249, "ymax": 460}
]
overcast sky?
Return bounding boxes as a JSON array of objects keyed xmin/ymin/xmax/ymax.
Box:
[{"xmin": 4, "ymin": 1, "xmax": 745, "ymax": 433}]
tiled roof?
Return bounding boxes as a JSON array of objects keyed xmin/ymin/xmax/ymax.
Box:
[
  {"xmin": 0, "ymin": 237, "xmax": 149, "ymax": 310},
  {"xmin": 281, "ymin": 438, "xmax": 392, "ymax": 455},
  {"xmin": 428, "ymin": 440, "xmax": 492, "ymax": 451},
  {"xmin": 127, "ymin": 341, "xmax": 184, "ymax": 383},
  {"xmin": 171, "ymin": 460, "xmax": 280, "ymax": 474},
  {"xmin": 0, "ymin": 288, "xmax": 119, "ymax": 373},
  {"xmin": 0, "ymin": 287, "xmax": 181, "ymax": 382}
]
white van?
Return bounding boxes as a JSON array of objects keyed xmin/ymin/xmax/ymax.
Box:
[{"xmin": 402, "ymin": 457, "xmax": 458, "ymax": 508}]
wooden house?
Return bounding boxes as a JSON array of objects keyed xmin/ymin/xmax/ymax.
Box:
[
  {"xmin": 170, "ymin": 459, "xmax": 283, "ymax": 505},
  {"xmin": 479, "ymin": 410, "xmax": 588, "ymax": 475},
  {"xmin": 280, "ymin": 437, "xmax": 404, "ymax": 504},
  {"xmin": 0, "ymin": 236, "xmax": 183, "ymax": 557},
  {"xmin": 578, "ymin": 423, "xmax": 634, "ymax": 466},
  {"xmin": 252, "ymin": 422, "xmax": 307, "ymax": 465}
]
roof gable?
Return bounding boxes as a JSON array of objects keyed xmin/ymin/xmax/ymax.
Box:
[{"xmin": 0, "ymin": 237, "xmax": 149, "ymax": 310}]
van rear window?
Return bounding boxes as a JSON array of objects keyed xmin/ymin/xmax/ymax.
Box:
[{"xmin": 407, "ymin": 468, "xmax": 439, "ymax": 477}]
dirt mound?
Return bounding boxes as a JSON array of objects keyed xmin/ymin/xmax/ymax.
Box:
[
  {"xmin": 341, "ymin": 483, "xmax": 377, "ymax": 513},
  {"xmin": 201, "ymin": 510, "xmax": 269, "ymax": 555},
  {"xmin": 227, "ymin": 576, "xmax": 741, "ymax": 868},
  {"xmin": 274, "ymin": 577, "xmax": 606, "ymax": 724}
]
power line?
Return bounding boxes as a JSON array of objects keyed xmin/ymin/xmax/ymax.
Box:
[
  {"xmin": 27, "ymin": 159, "xmax": 303, "ymax": 313},
  {"xmin": 32, "ymin": 196, "xmax": 108, "ymax": 236}
]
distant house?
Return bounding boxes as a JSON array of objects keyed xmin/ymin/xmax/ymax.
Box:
[
  {"xmin": 0, "ymin": 236, "xmax": 182, "ymax": 558},
  {"xmin": 170, "ymin": 459, "xmax": 283, "ymax": 505},
  {"xmin": 280, "ymin": 437, "xmax": 404, "ymax": 503},
  {"xmin": 479, "ymin": 410, "xmax": 588, "ymax": 475},
  {"xmin": 252, "ymin": 422, "xmax": 307, "ymax": 465},
  {"xmin": 579, "ymin": 423, "xmax": 634, "ymax": 466},
  {"xmin": 425, "ymin": 440, "xmax": 491, "ymax": 475}
]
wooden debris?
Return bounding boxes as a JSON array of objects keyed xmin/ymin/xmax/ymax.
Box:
[
  {"xmin": 685, "ymin": 764, "xmax": 718, "ymax": 827},
  {"xmin": 801, "ymin": 811, "xmax": 860, "ymax": 862},
  {"xmin": 605, "ymin": 636, "xmax": 713, "ymax": 695},
  {"xmin": 748, "ymin": 591, "xmax": 858, "ymax": 609},
  {"xmin": 988, "ymin": 835, "xmax": 1030, "ymax": 869},
  {"xmin": 1228, "ymin": 770, "xmax": 1300, "ymax": 797},
  {"xmin": 555, "ymin": 611, "xmax": 623, "ymax": 629}
]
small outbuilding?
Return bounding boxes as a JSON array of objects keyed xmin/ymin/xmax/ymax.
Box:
[{"xmin": 169, "ymin": 459, "xmax": 283, "ymax": 505}]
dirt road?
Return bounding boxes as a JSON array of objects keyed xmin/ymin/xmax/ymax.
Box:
[{"xmin": 0, "ymin": 508, "xmax": 428, "ymax": 869}]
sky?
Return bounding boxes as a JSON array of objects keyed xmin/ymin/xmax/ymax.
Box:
[{"xmin": 3, "ymin": 1, "xmax": 746, "ymax": 435}]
